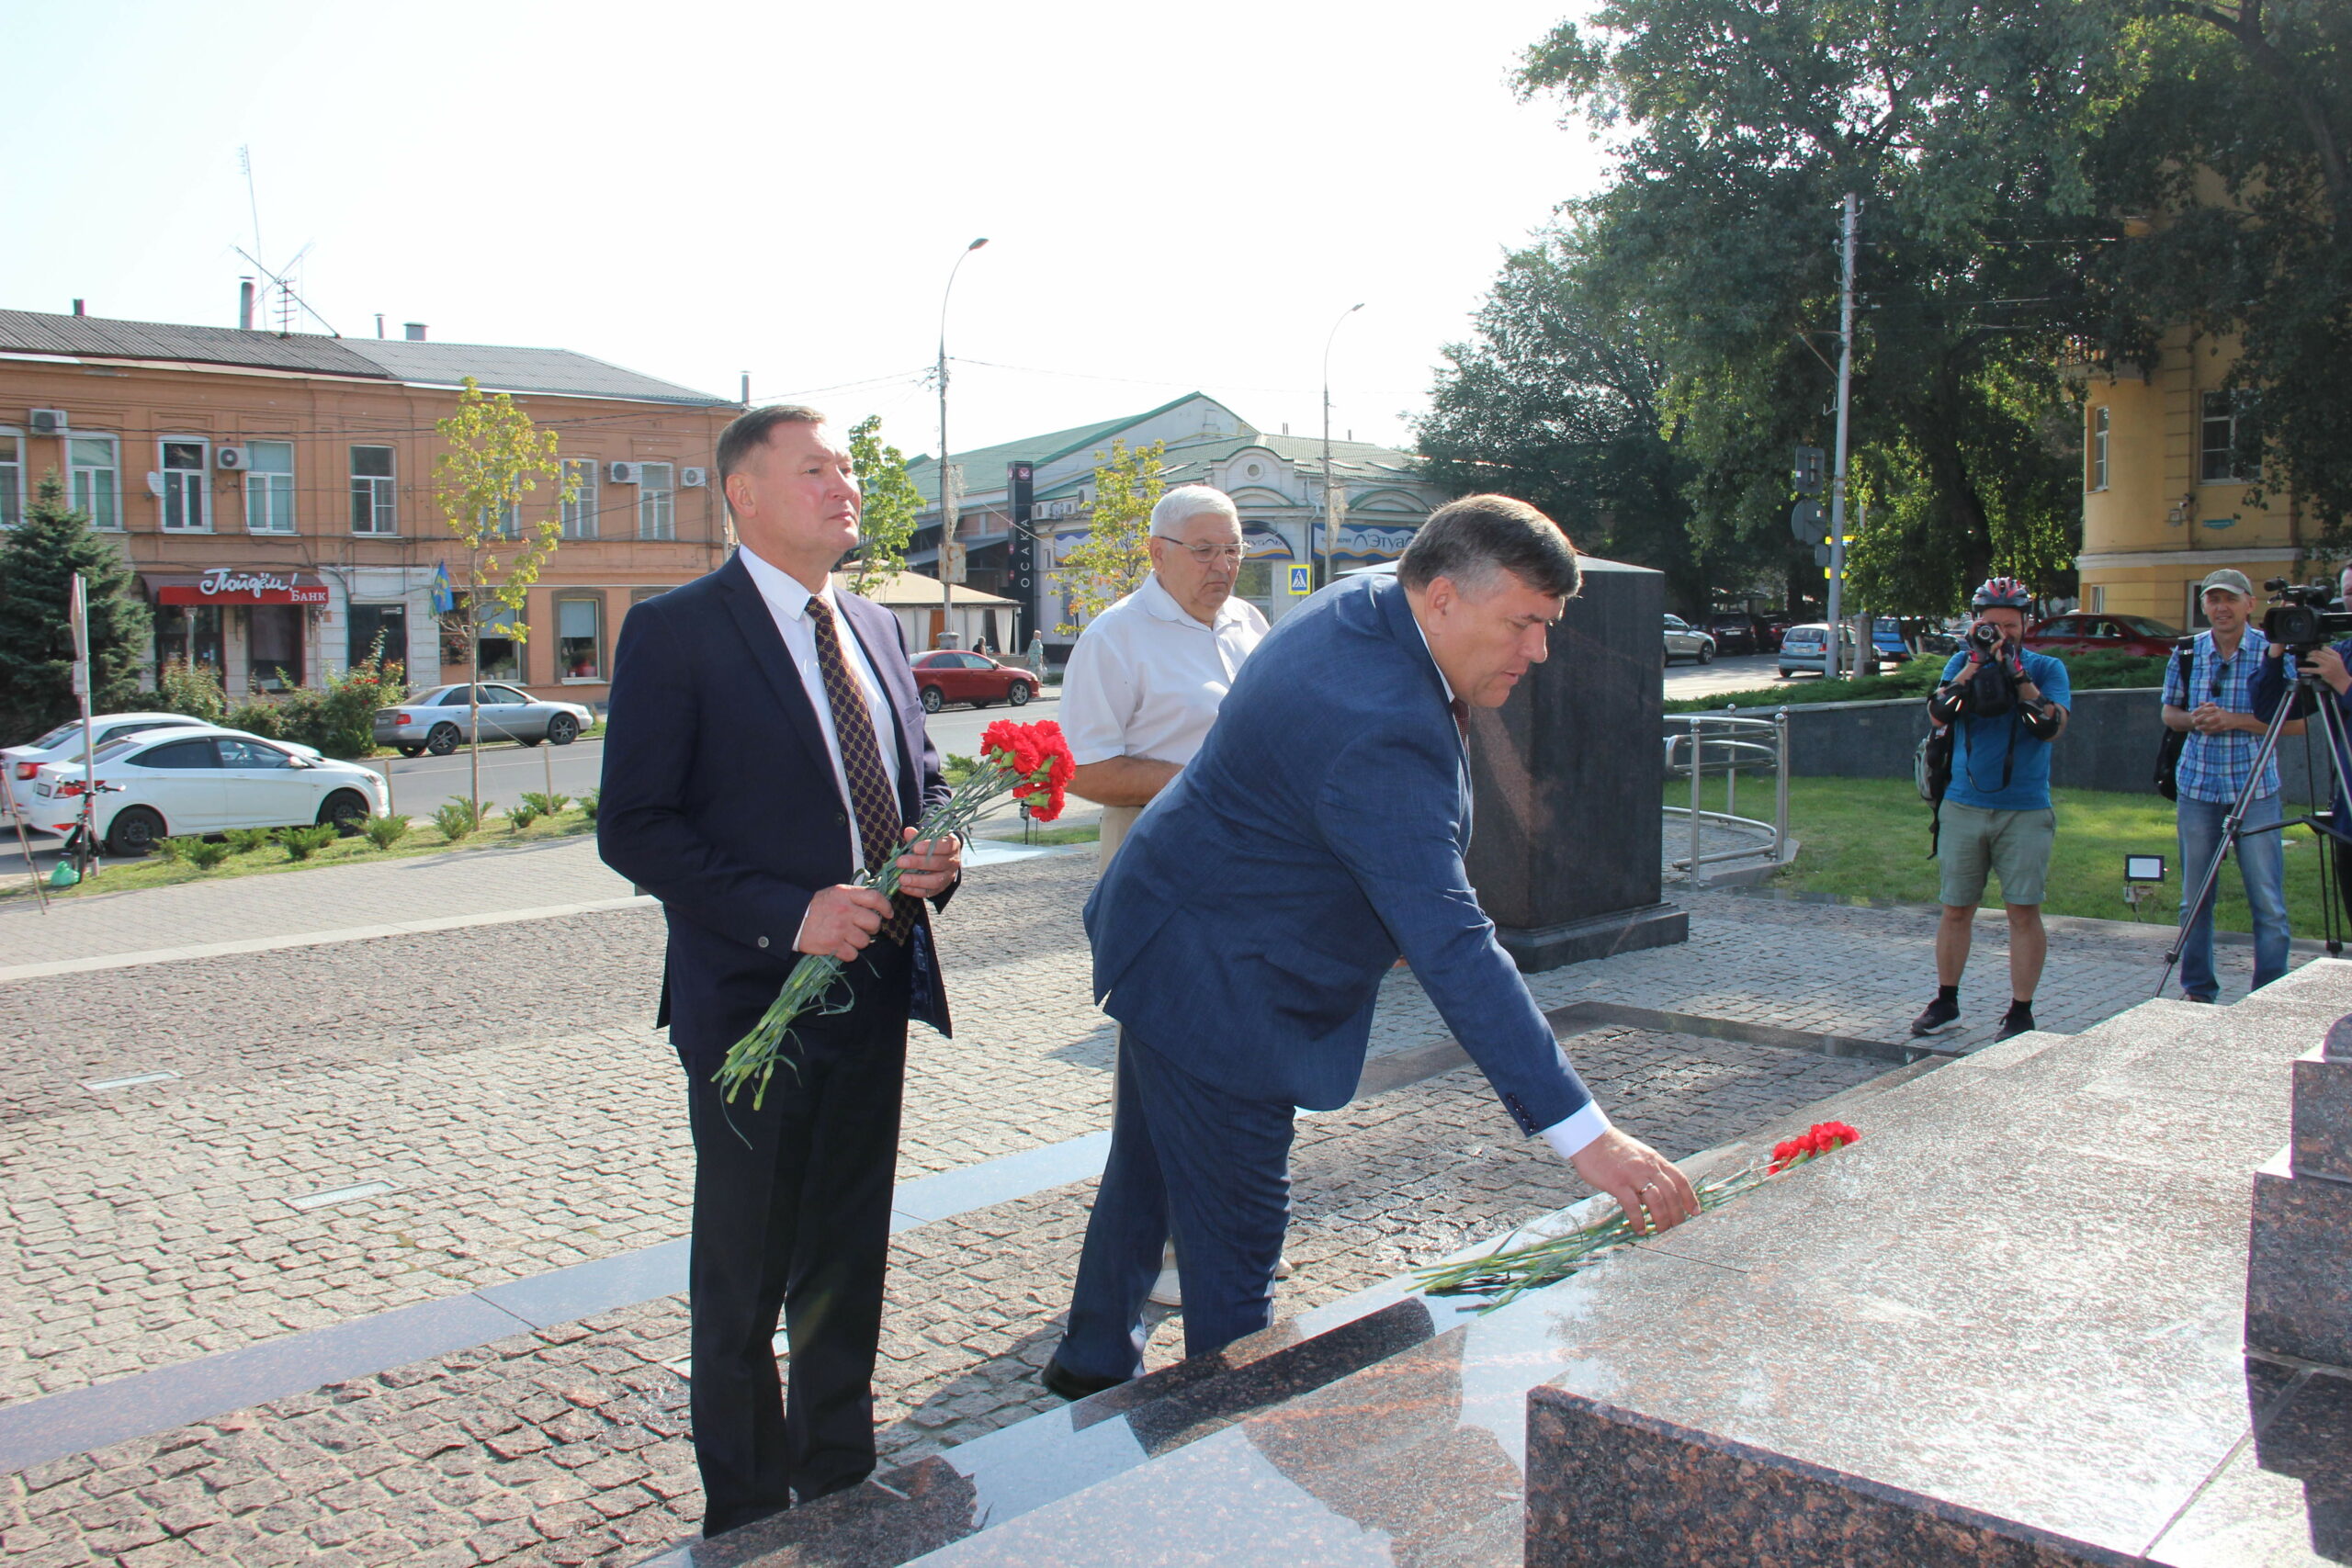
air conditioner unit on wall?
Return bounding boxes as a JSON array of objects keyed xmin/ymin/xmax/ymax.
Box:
[
  {"xmin": 609, "ymin": 462, "xmax": 641, "ymax": 484},
  {"xmin": 680, "ymin": 467, "xmax": 707, "ymax": 489},
  {"xmin": 28, "ymin": 409, "xmax": 66, "ymax": 435},
  {"xmin": 216, "ymin": 446, "xmax": 249, "ymax": 470}
]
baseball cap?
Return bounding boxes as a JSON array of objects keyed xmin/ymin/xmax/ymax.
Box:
[{"xmin": 2198, "ymin": 569, "xmax": 2256, "ymax": 600}]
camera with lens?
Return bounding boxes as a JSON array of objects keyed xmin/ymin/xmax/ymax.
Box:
[
  {"xmin": 2260, "ymin": 579, "xmax": 2352, "ymax": 653},
  {"xmin": 1967, "ymin": 622, "xmax": 2006, "ymax": 654}
]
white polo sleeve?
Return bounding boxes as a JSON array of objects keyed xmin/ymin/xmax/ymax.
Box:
[{"xmin": 1058, "ymin": 618, "xmax": 1137, "ymax": 767}]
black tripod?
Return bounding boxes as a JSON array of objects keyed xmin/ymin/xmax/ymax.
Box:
[{"xmin": 2161, "ymin": 659, "xmax": 2352, "ymax": 996}]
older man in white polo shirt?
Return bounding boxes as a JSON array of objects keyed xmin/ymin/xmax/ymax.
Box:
[
  {"xmin": 1060, "ymin": 482, "xmax": 1272, "ymax": 1310},
  {"xmin": 1062, "ymin": 485, "xmax": 1270, "ymax": 864}
]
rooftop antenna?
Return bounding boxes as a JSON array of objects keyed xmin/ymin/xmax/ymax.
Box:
[{"xmin": 233, "ymin": 147, "xmax": 339, "ymax": 337}]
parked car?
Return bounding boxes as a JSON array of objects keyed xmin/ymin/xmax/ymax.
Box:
[
  {"xmin": 2023, "ymin": 613, "xmax": 2184, "ymax": 660},
  {"xmin": 1708, "ymin": 615, "xmax": 1764, "ymax": 656},
  {"xmin": 23, "ymin": 726, "xmax": 386, "ymax": 856},
  {"xmin": 1871, "ymin": 616, "xmax": 1913, "ymax": 664},
  {"xmin": 1758, "ymin": 615, "xmax": 1792, "ymax": 651},
  {"xmin": 1776, "ymin": 623, "xmax": 1867, "ymax": 677},
  {"xmin": 5, "ymin": 711, "xmax": 211, "ymax": 819},
  {"xmin": 910, "ymin": 650, "xmax": 1040, "ymax": 713},
  {"xmin": 374, "ymin": 683, "xmax": 596, "ymax": 757},
  {"xmin": 1663, "ymin": 615, "xmax": 1718, "ymax": 665}
]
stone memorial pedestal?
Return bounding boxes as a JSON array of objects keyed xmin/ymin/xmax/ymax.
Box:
[
  {"xmin": 1464, "ymin": 555, "xmax": 1686, "ymax": 972},
  {"xmin": 2247, "ymin": 1014, "xmax": 2352, "ymax": 1368}
]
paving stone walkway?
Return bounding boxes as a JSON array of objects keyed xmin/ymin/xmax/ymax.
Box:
[{"xmin": 0, "ymin": 839, "xmax": 2291, "ymax": 1567}]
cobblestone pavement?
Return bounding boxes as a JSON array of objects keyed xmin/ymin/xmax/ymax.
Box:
[
  {"xmin": 0, "ymin": 1025, "xmax": 1883, "ymax": 1568},
  {"xmin": 0, "ymin": 844, "xmax": 2294, "ymax": 1564}
]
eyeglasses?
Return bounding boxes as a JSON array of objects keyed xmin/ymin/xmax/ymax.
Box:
[{"xmin": 1169, "ymin": 542, "xmax": 1244, "ymax": 564}]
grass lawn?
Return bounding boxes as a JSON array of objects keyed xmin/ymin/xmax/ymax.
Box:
[
  {"xmin": 1682, "ymin": 774, "xmax": 2331, "ymax": 936},
  {"xmin": 1, "ymin": 808, "xmax": 600, "ymax": 903}
]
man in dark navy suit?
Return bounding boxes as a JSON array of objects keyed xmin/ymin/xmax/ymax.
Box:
[
  {"xmin": 1045, "ymin": 495, "xmax": 1700, "ymax": 1398},
  {"xmin": 598, "ymin": 405, "xmax": 963, "ymax": 1536}
]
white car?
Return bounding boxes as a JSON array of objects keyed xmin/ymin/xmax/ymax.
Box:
[
  {"xmin": 23, "ymin": 726, "xmax": 388, "ymax": 857},
  {"xmin": 4, "ymin": 712, "xmax": 212, "ymax": 819}
]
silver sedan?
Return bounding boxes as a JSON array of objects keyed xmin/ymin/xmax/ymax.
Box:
[
  {"xmin": 1663, "ymin": 615, "xmax": 1717, "ymax": 665},
  {"xmin": 375, "ymin": 683, "xmax": 596, "ymax": 757}
]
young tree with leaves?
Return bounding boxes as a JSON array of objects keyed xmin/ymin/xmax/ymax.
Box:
[
  {"xmin": 843, "ymin": 415, "xmax": 922, "ymax": 596},
  {"xmin": 0, "ymin": 472, "xmax": 150, "ymax": 741},
  {"xmin": 1054, "ymin": 439, "xmax": 1166, "ymax": 632},
  {"xmin": 435, "ymin": 378, "xmax": 575, "ymax": 814}
]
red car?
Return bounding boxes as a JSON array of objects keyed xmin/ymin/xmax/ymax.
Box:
[
  {"xmin": 2023, "ymin": 613, "xmax": 2183, "ymax": 659},
  {"xmin": 910, "ymin": 650, "xmax": 1040, "ymax": 713}
]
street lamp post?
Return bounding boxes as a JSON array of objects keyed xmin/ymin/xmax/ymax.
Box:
[
  {"xmin": 1319, "ymin": 302, "xmax": 1364, "ymax": 587},
  {"xmin": 935, "ymin": 237, "xmax": 989, "ymax": 649}
]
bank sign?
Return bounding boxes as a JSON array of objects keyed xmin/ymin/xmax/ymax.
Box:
[{"xmin": 154, "ymin": 570, "xmax": 331, "ymax": 606}]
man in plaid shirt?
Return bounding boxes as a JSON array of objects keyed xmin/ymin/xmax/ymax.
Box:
[{"xmin": 2163, "ymin": 569, "xmax": 2297, "ymax": 1003}]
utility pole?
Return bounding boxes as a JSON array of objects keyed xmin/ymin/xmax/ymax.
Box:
[
  {"xmin": 1826, "ymin": 193, "xmax": 1859, "ymax": 677},
  {"xmin": 936, "ymin": 238, "xmax": 989, "ymax": 649},
  {"xmin": 1320, "ymin": 303, "xmax": 1364, "ymax": 587}
]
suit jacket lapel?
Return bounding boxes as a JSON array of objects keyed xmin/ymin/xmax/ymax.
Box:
[
  {"xmin": 715, "ymin": 555, "xmax": 840, "ymax": 801},
  {"xmin": 1373, "ymin": 576, "xmax": 1474, "ymax": 850}
]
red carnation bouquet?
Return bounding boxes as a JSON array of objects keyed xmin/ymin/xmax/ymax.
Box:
[
  {"xmin": 1418, "ymin": 1121, "xmax": 1863, "ymax": 1313},
  {"xmin": 716, "ymin": 718, "xmax": 1076, "ymax": 1106}
]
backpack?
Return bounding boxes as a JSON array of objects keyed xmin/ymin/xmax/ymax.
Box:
[
  {"xmin": 1917, "ymin": 723, "xmax": 1955, "ymax": 855},
  {"xmin": 2154, "ymin": 637, "xmax": 2195, "ymax": 801}
]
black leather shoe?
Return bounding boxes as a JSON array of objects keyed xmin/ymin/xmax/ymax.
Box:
[{"xmin": 1041, "ymin": 1356, "xmax": 1129, "ymax": 1402}]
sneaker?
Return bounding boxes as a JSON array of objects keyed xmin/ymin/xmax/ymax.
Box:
[
  {"xmin": 2181, "ymin": 992, "xmax": 2217, "ymax": 1005},
  {"xmin": 1994, "ymin": 1003, "xmax": 2036, "ymax": 1043},
  {"xmin": 1909, "ymin": 996, "xmax": 1961, "ymax": 1036},
  {"xmin": 1148, "ymin": 1267, "xmax": 1182, "ymax": 1308}
]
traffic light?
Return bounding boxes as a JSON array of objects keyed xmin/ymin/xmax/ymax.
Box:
[{"xmin": 1792, "ymin": 446, "xmax": 1826, "ymax": 496}]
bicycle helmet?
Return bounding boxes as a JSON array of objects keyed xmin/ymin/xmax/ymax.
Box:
[{"xmin": 1970, "ymin": 577, "xmax": 2034, "ymax": 611}]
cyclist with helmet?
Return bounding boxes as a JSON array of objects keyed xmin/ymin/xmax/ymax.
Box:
[{"xmin": 1913, "ymin": 578, "xmax": 2070, "ymax": 1043}]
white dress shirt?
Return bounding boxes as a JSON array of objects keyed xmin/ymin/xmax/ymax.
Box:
[
  {"xmin": 1059, "ymin": 574, "xmax": 1269, "ymax": 769},
  {"xmin": 1408, "ymin": 612, "xmax": 1611, "ymax": 1160},
  {"xmin": 739, "ymin": 546, "xmax": 902, "ymax": 874}
]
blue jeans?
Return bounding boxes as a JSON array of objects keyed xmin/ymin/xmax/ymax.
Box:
[
  {"xmin": 1056, "ymin": 1027, "xmax": 1296, "ymax": 1382},
  {"xmin": 2177, "ymin": 791, "xmax": 2291, "ymax": 1001}
]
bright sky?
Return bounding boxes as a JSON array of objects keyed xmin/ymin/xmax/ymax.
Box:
[{"xmin": 3, "ymin": 1, "xmax": 1611, "ymax": 457}]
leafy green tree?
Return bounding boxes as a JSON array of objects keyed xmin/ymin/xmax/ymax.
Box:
[
  {"xmin": 1517, "ymin": 0, "xmax": 2107, "ymax": 611},
  {"xmin": 844, "ymin": 415, "xmax": 922, "ymax": 596},
  {"xmin": 2090, "ymin": 0, "xmax": 2352, "ymax": 536},
  {"xmin": 435, "ymin": 378, "xmax": 574, "ymax": 812},
  {"xmin": 1054, "ymin": 439, "xmax": 1166, "ymax": 632},
  {"xmin": 1416, "ymin": 227, "xmax": 1777, "ymax": 617},
  {"xmin": 0, "ymin": 472, "xmax": 150, "ymax": 741}
]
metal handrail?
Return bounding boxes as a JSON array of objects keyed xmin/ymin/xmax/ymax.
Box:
[{"xmin": 1662, "ymin": 709, "xmax": 1790, "ymax": 880}]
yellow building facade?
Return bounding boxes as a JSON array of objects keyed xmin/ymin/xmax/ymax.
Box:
[{"xmin": 2078, "ymin": 329, "xmax": 2323, "ymax": 629}]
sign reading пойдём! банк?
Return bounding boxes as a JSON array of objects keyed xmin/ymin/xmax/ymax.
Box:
[{"xmin": 153, "ymin": 570, "xmax": 331, "ymax": 606}]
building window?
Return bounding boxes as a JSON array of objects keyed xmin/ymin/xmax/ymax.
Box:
[
  {"xmin": 479, "ymin": 499, "xmax": 521, "ymax": 540},
  {"xmin": 245, "ymin": 439, "xmax": 296, "ymax": 533},
  {"xmin": 351, "ymin": 445, "xmax": 397, "ymax": 534},
  {"xmin": 2086, "ymin": 585, "xmax": 2105, "ymax": 613},
  {"xmin": 161, "ymin": 440, "xmax": 209, "ymax": 531},
  {"xmin": 249, "ymin": 605, "xmax": 305, "ymax": 691},
  {"xmin": 155, "ymin": 605, "xmax": 224, "ymax": 673},
  {"xmin": 2200, "ymin": 390, "xmax": 2259, "ymax": 484},
  {"xmin": 348, "ymin": 604, "xmax": 408, "ymax": 671},
  {"xmin": 638, "ymin": 462, "xmax": 675, "ymax": 540},
  {"xmin": 0, "ymin": 434, "xmax": 20, "ymax": 529},
  {"xmin": 561, "ymin": 458, "xmax": 598, "ymax": 539},
  {"xmin": 70, "ymin": 435, "xmax": 118, "ymax": 530},
  {"xmin": 556, "ymin": 594, "xmax": 604, "ymax": 682},
  {"xmin": 2086, "ymin": 407, "xmax": 2109, "ymax": 492},
  {"xmin": 476, "ymin": 602, "xmax": 525, "ymax": 682}
]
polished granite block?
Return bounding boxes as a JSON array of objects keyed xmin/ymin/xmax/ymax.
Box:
[
  {"xmin": 2147, "ymin": 1361, "xmax": 2352, "ymax": 1566},
  {"xmin": 2292, "ymin": 1049, "xmax": 2352, "ymax": 1180},
  {"xmin": 1512, "ymin": 976, "xmax": 2342, "ymax": 1565},
  {"xmin": 2247, "ymin": 1151, "xmax": 2352, "ymax": 1368}
]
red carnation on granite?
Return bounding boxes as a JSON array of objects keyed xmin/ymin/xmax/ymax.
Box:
[{"xmin": 718, "ymin": 719, "xmax": 1078, "ymax": 1104}]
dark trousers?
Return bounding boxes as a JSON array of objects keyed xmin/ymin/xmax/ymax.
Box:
[
  {"xmin": 683, "ymin": 942, "xmax": 910, "ymax": 1538},
  {"xmin": 1055, "ymin": 1025, "xmax": 1297, "ymax": 1382}
]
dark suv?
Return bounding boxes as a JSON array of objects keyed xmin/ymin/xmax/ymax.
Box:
[{"xmin": 1709, "ymin": 615, "xmax": 1764, "ymax": 655}]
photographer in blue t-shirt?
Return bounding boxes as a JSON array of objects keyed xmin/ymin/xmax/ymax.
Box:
[{"xmin": 1912, "ymin": 578, "xmax": 2072, "ymax": 1044}]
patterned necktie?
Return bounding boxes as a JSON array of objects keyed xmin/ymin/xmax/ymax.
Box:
[
  {"xmin": 1449, "ymin": 697, "xmax": 1469, "ymax": 739},
  {"xmin": 805, "ymin": 595, "xmax": 915, "ymax": 944}
]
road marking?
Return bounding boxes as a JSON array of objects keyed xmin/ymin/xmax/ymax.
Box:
[
  {"xmin": 81, "ymin": 1071, "xmax": 181, "ymax": 1091},
  {"xmin": 285, "ymin": 1181, "xmax": 398, "ymax": 1212}
]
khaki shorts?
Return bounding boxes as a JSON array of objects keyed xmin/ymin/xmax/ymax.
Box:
[{"xmin": 1937, "ymin": 802, "xmax": 2057, "ymax": 908}]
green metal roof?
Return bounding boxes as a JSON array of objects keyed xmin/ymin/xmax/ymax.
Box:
[{"xmin": 905, "ymin": 392, "xmax": 1220, "ymax": 507}]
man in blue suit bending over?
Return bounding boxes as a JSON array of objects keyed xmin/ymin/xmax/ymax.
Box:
[{"xmin": 1043, "ymin": 494, "xmax": 1698, "ymax": 1398}]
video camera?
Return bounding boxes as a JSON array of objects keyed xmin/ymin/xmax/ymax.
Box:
[{"xmin": 2261, "ymin": 579, "xmax": 2352, "ymax": 654}]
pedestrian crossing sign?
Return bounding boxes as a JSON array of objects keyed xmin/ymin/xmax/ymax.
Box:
[{"xmin": 1287, "ymin": 564, "xmax": 1312, "ymax": 596}]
